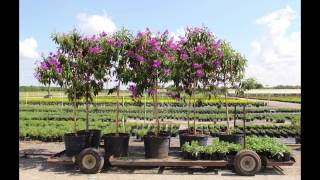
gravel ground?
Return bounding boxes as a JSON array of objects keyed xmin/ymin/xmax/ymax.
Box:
[
  {"xmin": 235, "ymin": 97, "xmax": 300, "ymax": 109},
  {"xmin": 19, "ymin": 140, "xmax": 300, "ymax": 180}
]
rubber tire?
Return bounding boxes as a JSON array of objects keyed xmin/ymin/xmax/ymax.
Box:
[
  {"xmin": 233, "ymin": 149, "xmax": 261, "ymax": 176},
  {"xmin": 77, "ymin": 148, "xmax": 104, "ymax": 174}
]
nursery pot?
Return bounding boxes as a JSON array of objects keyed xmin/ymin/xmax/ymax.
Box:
[
  {"xmin": 77, "ymin": 129, "xmax": 101, "ymax": 148},
  {"xmin": 179, "ymin": 133, "xmax": 208, "ymax": 148},
  {"xmin": 295, "ymin": 136, "xmax": 301, "ymax": 144},
  {"xmin": 103, "ymin": 133, "xmax": 130, "ymax": 158},
  {"xmin": 63, "ymin": 133, "xmax": 87, "ymax": 156},
  {"xmin": 219, "ymin": 133, "xmax": 244, "ymax": 145},
  {"xmin": 144, "ymin": 134, "xmax": 170, "ymax": 158}
]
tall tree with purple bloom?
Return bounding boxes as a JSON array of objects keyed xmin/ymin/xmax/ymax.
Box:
[{"xmin": 170, "ymin": 26, "xmax": 222, "ymax": 135}]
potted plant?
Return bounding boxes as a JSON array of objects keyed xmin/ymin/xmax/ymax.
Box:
[
  {"xmin": 74, "ymin": 33, "xmax": 110, "ymax": 148},
  {"xmin": 127, "ymin": 28, "xmax": 176, "ymax": 158},
  {"xmin": 217, "ymin": 40, "xmax": 247, "ymax": 144},
  {"xmin": 48, "ymin": 30, "xmax": 90, "ymax": 156},
  {"xmin": 170, "ymin": 26, "xmax": 222, "ymax": 147},
  {"xmin": 99, "ymin": 28, "xmax": 133, "ymax": 158}
]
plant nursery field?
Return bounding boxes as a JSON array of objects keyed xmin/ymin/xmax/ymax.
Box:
[{"xmin": 19, "ymin": 91, "xmax": 300, "ymax": 142}]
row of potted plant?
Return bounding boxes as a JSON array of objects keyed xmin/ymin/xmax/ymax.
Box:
[
  {"xmin": 20, "ymin": 110, "xmax": 299, "ymax": 124},
  {"xmin": 20, "ymin": 98, "xmax": 266, "ymax": 107},
  {"xmin": 20, "ymin": 104, "xmax": 301, "ymax": 114},
  {"xmin": 181, "ymin": 140, "xmax": 241, "ymax": 160},
  {"xmin": 181, "ymin": 136, "xmax": 292, "ymax": 162}
]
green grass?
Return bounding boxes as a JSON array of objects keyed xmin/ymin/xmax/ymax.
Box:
[{"xmin": 248, "ymin": 95, "xmax": 300, "ymax": 103}]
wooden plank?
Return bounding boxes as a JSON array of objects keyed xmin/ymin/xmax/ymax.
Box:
[
  {"xmin": 47, "ymin": 151, "xmax": 74, "ymax": 165},
  {"xmin": 285, "ymin": 144, "xmax": 301, "ymax": 148},
  {"xmin": 266, "ymin": 160, "xmax": 295, "ymax": 166},
  {"xmin": 109, "ymin": 156, "xmax": 228, "ymax": 167}
]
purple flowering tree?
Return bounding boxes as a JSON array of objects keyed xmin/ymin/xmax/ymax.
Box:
[
  {"xmin": 99, "ymin": 28, "xmax": 133, "ymax": 135},
  {"xmin": 50, "ymin": 30, "xmax": 98, "ymax": 133},
  {"xmin": 76, "ymin": 34, "xmax": 108, "ymax": 131},
  {"xmin": 128, "ymin": 28, "xmax": 176, "ymax": 135},
  {"xmin": 218, "ymin": 40, "xmax": 247, "ymax": 134},
  {"xmin": 171, "ymin": 26, "xmax": 223, "ymax": 135},
  {"xmin": 34, "ymin": 52, "xmax": 63, "ymax": 97}
]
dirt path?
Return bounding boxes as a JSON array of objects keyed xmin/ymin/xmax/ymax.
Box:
[
  {"xmin": 235, "ymin": 97, "xmax": 301, "ymax": 109},
  {"xmin": 19, "ymin": 141, "xmax": 300, "ymax": 180}
]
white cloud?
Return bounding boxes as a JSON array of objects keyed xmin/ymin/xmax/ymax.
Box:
[
  {"xmin": 170, "ymin": 27, "xmax": 185, "ymax": 41},
  {"xmin": 76, "ymin": 12, "xmax": 116, "ymax": 35},
  {"xmin": 19, "ymin": 37, "xmax": 41, "ymax": 86},
  {"xmin": 246, "ymin": 6, "xmax": 300, "ymax": 86},
  {"xmin": 19, "ymin": 37, "xmax": 40, "ymax": 60}
]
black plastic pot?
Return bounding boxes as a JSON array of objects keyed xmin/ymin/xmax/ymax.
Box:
[
  {"xmin": 179, "ymin": 133, "xmax": 208, "ymax": 148},
  {"xmin": 219, "ymin": 133, "xmax": 244, "ymax": 145},
  {"xmin": 295, "ymin": 136, "xmax": 301, "ymax": 144},
  {"xmin": 103, "ymin": 133, "xmax": 130, "ymax": 158},
  {"xmin": 200, "ymin": 152, "xmax": 210, "ymax": 160},
  {"xmin": 63, "ymin": 133, "xmax": 87, "ymax": 156},
  {"xmin": 77, "ymin": 129, "xmax": 101, "ymax": 148},
  {"xmin": 144, "ymin": 134, "xmax": 170, "ymax": 158}
]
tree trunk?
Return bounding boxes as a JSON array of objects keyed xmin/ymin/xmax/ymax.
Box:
[
  {"xmin": 48, "ymin": 82, "xmax": 51, "ymax": 97},
  {"xmin": 234, "ymin": 105, "xmax": 237, "ymax": 128},
  {"xmin": 73, "ymin": 99, "xmax": 77, "ymax": 133},
  {"xmin": 116, "ymin": 81, "xmax": 120, "ymax": 135},
  {"xmin": 243, "ymin": 105, "xmax": 246, "ymax": 149},
  {"xmin": 85, "ymin": 96, "xmax": 89, "ymax": 131},
  {"xmin": 155, "ymin": 86, "xmax": 159, "ymax": 135},
  {"xmin": 144, "ymin": 92, "xmax": 146, "ymax": 124},
  {"xmin": 224, "ymin": 81, "xmax": 230, "ymax": 134},
  {"xmin": 192, "ymin": 83, "xmax": 196, "ymax": 135},
  {"xmin": 187, "ymin": 95, "xmax": 191, "ymax": 134}
]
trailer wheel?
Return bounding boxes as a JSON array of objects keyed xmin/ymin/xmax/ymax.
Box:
[
  {"xmin": 233, "ymin": 149, "xmax": 261, "ymax": 176},
  {"xmin": 77, "ymin": 148, "xmax": 104, "ymax": 174}
]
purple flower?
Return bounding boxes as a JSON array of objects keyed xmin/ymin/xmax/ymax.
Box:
[
  {"xmin": 34, "ymin": 72, "xmax": 41, "ymax": 80},
  {"xmin": 89, "ymin": 47, "xmax": 101, "ymax": 54},
  {"xmin": 148, "ymin": 88, "xmax": 156, "ymax": 96},
  {"xmin": 127, "ymin": 50, "xmax": 134, "ymax": 57},
  {"xmin": 115, "ymin": 39, "xmax": 122, "ymax": 48},
  {"xmin": 151, "ymin": 59, "xmax": 160, "ymax": 69},
  {"xmin": 196, "ymin": 69, "xmax": 205, "ymax": 78},
  {"xmin": 91, "ymin": 35, "xmax": 96, "ymax": 41},
  {"xmin": 128, "ymin": 85, "xmax": 138, "ymax": 98},
  {"xmin": 85, "ymin": 73, "xmax": 90, "ymax": 81},
  {"xmin": 162, "ymin": 68, "xmax": 170, "ymax": 76},
  {"xmin": 212, "ymin": 40, "xmax": 221, "ymax": 49},
  {"xmin": 55, "ymin": 66, "xmax": 62, "ymax": 74},
  {"xmin": 214, "ymin": 60, "xmax": 221, "ymax": 68},
  {"xmin": 192, "ymin": 63, "xmax": 203, "ymax": 69},
  {"xmin": 161, "ymin": 30, "xmax": 169, "ymax": 37},
  {"xmin": 48, "ymin": 57, "xmax": 58, "ymax": 66},
  {"xmin": 100, "ymin": 31, "xmax": 107, "ymax": 37},
  {"xmin": 180, "ymin": 53, "xmax": 189, "ymax": 61},
  {"xmin": 137, "ymin": 31, "xmax": 144, "ymax": 38},
  {"xmin": 178, "ymin": 36, "xmax": 186, "ymax": 44},
  {"xmin": 40, "ymin": 62, "xmax": 48, "ymax": 70},
  {"xmin": 107, "ymin": 38, "xmax": 114, "ymax": 46},
  {"xmin": 136, "ymin": 54, "xmax": 145, "ymax": 64},
  {"xmin": 148, "ymin": 38, "xmax": 160, "ymax": 51},
  {"xmin": 219, "ymin": 50, "xmax": 224, "ymax": 58},
  {"xmin": 194, "ymin": 43, "xmax": 207, "ymax": 56}
]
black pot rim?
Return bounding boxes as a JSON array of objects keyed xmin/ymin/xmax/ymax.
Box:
[
  {"xmin": 77, "ymin": 129, "xmax": 101, "ymax": 133},
  {"xmin": 103, "ymin": 133, "xmax": 130, "ymax": 137},
  {"xmin": 64, "ymin": 133, "xmax": 87, "ymax": 137},
  {"xmin": 143, "ymin": 134, "xmax": 170, "ymax": 139},
  {"xmin": 179, "ymin": 133, "xmax": 209, "ymax": 138}
]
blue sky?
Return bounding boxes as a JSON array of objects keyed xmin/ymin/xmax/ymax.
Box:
[{"xmin": 20, "ymin": 0, "xmax": 300, "ymax": 87}]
